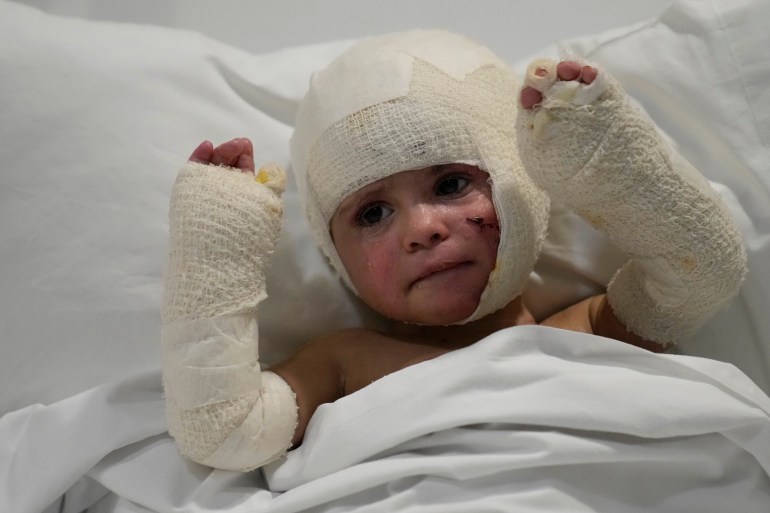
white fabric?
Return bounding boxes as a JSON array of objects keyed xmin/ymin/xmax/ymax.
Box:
[
  {"xmin": 5, "ymin": 328, "xmax": 770, "ymax": 512},
  {"xmin": 289, "ymin": 30, "xmax": 510, "ymax": 168},
  {"xmin": 162, "ymin": 162, "xmax": 297, "ymax": 470},
  {"xmin": 1, "ymin": 0, "xmax": 769, "ymax": 416},
  {"xmin": 162, "ymin": 315, "xmax": 262, "ymax": 409},
  {"xmin": 163, "ymin": 161, "xmax": 286, "ymax": 322},
  {"xmin": 291, "ymin": 30, "xmax": 550, "ymax": 324},
  {"xmin": 200, "ymin": 371, "xmax": 298, "ymax": 471},
  {"xmin": 0, "ymin": 0, "xmax": 360, "ymax": 416},
  {"xmin": 1, "ymin": 0, "xmax": 770, "ymax": 511},
  {"xmin": 515, "ymin": 57, "xmax": 746, "ymax": 344},
  {"xmin": 544, "ymin": 0, "xmax": 770, "ymax": 387}
]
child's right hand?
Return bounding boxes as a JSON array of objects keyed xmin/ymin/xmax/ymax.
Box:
[
  {"xmin": 189, "ymin": 138, "xmax": 255, "ymax": 173},
  {"xmin": 165, "ymin": 138, "xmax": 289, "ymax": 470}
]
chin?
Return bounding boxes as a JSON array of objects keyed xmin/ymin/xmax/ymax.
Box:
[
  {"xmin": 407, "ymin": 301, "xmax": 480, "ymax": 326},
  {"xmin": 364, "ymin": 290, "xmax": 483, "ymax": 326}
]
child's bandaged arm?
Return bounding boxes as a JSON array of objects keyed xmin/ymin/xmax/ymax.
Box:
[
  {"xmin": 517, "ymin": 61, "xmax": 747, "ymax": 346},
  {"xmin": 162, "ymin": 161, "xmax": 298, "ymax": 471}
]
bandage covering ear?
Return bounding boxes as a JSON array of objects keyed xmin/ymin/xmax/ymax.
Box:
[
  {"xmin": 162, "ymin": 162, "xmax": 297, "ymax": 471},
  {"xmin": 515, "ymin": 58, "xmax": 747, "ymax": 344},
  {"xmin": 291, "ymin": 30, "xmax": 550, "ymax": 324}
]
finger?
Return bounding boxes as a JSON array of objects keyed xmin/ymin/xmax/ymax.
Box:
[
  {"xmin": 556, "ymin": 61, "xmax": 581, "ymax": 81},
  {"xmin": 189, "ymin": 140, "xmax": 214, "ymax": 164},
  {"xmin": 520, "ymin": 86, "xmax": 543, "ymax": 110},
  {"xmin": 236, "ymin": 152, "xmax": 255, "ymax": 173},
  {"xmin": 581, "ymin": 66, "xmax": 598, "ymax": 84},
  {"xmin": 235, "ymin": 138, "xmax": 255, "ymax": 172},
  {"xmin": 210, "ymin": 138, "xmax": 245, "ymax": 167},
  {"xmin": 241, "ymin": 137, "xmax": 254, "ymax": 157}
]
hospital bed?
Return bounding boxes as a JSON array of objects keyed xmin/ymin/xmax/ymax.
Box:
[{"xmin": 1, "ymin": 0, "xmax": 769, "ymax": 511}]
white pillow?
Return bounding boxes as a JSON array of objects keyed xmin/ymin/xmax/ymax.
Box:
[
  {"xmin": 0, "ymin": 1, "xmax": 360, "ymax": 413},
  {"xmin": 1, "ymin": 0, "xmax": 768, "ymax": 417}
]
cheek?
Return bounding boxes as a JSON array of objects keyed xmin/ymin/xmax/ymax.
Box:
[
  {"xmin": 485, "ymin": 205, "xmax": 501, "ymax": 247},
  {"xmin": 339, "ymin": 235, "xmax": 400, "ymax": 296},
  {"xmin": 463, "ymin": 193, "xmax": 501, "ymax": 250}
]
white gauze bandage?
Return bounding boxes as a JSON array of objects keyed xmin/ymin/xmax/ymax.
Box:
[
  {"xmin": 516, "ymin": 58, "xmax": 747, "ymax": 344},
  {"xmin": 291, "ymin": 30, "xmax": 550, "ymax": 324},
  {"xmin": 162, "ymin": 161, "xmax": 298, "ymax": 471}
]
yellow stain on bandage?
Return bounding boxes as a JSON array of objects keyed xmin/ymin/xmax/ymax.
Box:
[{"xmin": 256, "ymin": 168, "xmax": 271, "ymax": 184}]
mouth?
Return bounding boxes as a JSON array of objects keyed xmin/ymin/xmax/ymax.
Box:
[{"xmin": 411, "ymin": 261, "xmax": 473, "ymax": 289}]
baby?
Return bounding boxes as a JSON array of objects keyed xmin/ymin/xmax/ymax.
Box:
[{"xmin": 162, "ymin": 31, "xmax": 746, "ymax": 472}]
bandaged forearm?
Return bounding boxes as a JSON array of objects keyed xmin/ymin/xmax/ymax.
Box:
[
  {"xmin": 162, "ymin": 161, "xmax": 297, "ymax": 471},
  {"xmin": 516, "ymin": 60, "xmax": 747, "ymax": 344}
]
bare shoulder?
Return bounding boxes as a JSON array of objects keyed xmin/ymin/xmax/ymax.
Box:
[
  {"xmin": 327, "ymin": 328, "xmax": 458, "ymax": 395},
  {"xmin": 540, "ymin": 294, "xmax": 667, "ymax": 353},
  {"xmin": 269, "ymin": 327, "xmax": 452, "ymax": 445}
]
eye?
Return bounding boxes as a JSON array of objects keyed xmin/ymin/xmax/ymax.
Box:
[
  {"xmin": 357, "ymin": 203, "xmax": 394, "ymax": 226},
  {"xmin": 435, "ymin": 175, "xmax": 470, "ymax": 196}
]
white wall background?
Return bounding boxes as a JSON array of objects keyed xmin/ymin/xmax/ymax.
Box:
[{"xmin": 11, "ymin": 0, "xmax": 673, "ymax": 63}]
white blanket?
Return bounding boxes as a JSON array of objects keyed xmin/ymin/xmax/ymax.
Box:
[{"xmin": 5, "ymin": 327, "xmax": 769, "ymax": 512}]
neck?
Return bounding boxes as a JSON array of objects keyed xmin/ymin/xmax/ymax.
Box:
[{"xmin": 387, "ymin": 296, "xmax": 535, "ymax": 348}]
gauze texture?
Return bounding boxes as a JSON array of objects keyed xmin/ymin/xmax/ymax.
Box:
[
  {"xmin": 291, "ymin": 30, "xmax": 550, "ymax": 324},
  {"xmin": 162, "ymin": 161, "xmax": 297, "ymax": 471},
  {"xmin": 516, "ymin": 58, "xmax": 747, "ymax": 344}
]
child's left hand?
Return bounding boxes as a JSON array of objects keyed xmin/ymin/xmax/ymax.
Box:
[{"xmin": 189, "ymin": 138, "xmax": 255, "ymax": 173}]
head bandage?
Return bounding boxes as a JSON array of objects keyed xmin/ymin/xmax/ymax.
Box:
[{"xmin": 291, "ymin": 30, "xmax": 549, "ymax": 324}]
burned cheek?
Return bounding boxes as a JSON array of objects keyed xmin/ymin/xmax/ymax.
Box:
[
  {"xmin": 466, "ymin": 216, "xmax": 500, "ymax": 245},
  {"xmin": 466, "ymin": 216, "xmax": 500, "ymax": 231}
]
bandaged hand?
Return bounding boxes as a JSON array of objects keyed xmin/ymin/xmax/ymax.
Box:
[
  {"xmin": 162, "ymin": 142, "xmax": 296, "ymax": 471},
  {"xmin": 515, "ymin": 59, "xmax": 747, "ymax": 346}
]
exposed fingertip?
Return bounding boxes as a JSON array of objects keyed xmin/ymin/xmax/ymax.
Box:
[
  {"xmin": 237, "ymin": 152, "xmax": 256, "ymax": 173},
  {"xmin": 556, "ymin": 61, "xmax": 581, "ymax": 81},
  {"xmin": 189, "ymin": 140, "xmax": 214, "ymax": 163},
  {"xmin": 581, "ymin": 66, "xmax": 598, "ymax": 84},
  {"xmin": 520, "ymin": 87, "xmax": 543, "ymax": 110}
]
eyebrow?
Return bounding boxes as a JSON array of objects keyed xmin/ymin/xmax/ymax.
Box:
[
  {"xmin": 337, "ymin": 183, "xmax": 385, "ymax": 219},
  {"xmin": 429, "ymin": 163, "xmax": 474, "ymax": 175},
  {"xmin": 335, "ymin": 164, "xmax": 450, "ymax": 219},
  {"xmin": 427, "ymin": 164, "xmax": 448, "ymax": 175}
]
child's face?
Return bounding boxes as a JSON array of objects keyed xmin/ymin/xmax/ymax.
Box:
[{"xmin": 330, "ymin": 164, "xmax": 500, "ymax": 325}]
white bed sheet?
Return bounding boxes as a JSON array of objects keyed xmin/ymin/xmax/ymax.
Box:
[{"xmin": 7, "ymin": 328, "xmax": 770, "ymax": 512}]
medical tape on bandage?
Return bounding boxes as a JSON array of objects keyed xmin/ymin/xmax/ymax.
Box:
[
  {"xmin": 201, "ymin": 371, "xmax": 298, "ymax": 471},
  {"xmin": 162, "ymin": 314, "xmax": 262, "ymax": 409}
]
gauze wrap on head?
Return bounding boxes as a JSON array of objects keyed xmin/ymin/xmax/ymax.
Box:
[{"xmin": 291, "ymin": 30, "xmax": 549, "ymax": 324}]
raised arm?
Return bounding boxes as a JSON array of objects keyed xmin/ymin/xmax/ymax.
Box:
[
  {"xmin": 516, "ymin": 59, "xmax": 747, "ymax": 347},
  {"xmin": 162, "ymin": 140, "xmax": 298, "ymax": 471}
]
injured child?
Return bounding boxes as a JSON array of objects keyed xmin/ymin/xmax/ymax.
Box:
[{"xmin": 161, "ymin": 30, "xmax": 747, "ymax": 472}]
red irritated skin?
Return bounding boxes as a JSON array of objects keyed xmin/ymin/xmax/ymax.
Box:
[{"xmin": 330, "ymin": 163, "xmax": 500, "ymax": 326}]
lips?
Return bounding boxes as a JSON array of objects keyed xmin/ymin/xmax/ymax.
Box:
[{"xmin": 411, "ymin": 261, "xmax": 472, "ymax": 288}]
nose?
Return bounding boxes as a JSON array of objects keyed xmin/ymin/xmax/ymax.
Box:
[{"xmin": 403, "ymin": 204, "xmax": 450, "ymax": 252}]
